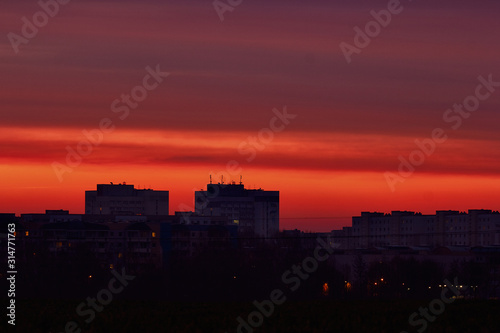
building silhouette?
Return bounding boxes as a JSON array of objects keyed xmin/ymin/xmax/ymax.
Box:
[
  {"xmin": 194, "ymin": 182, "xmax": 279, "ymax": 238},
  {"xmin": 332, "ymin": 209, "xmax": 500, "ymax": 249},
  {"xmin": 85, "ymin": 183, "xmax": 169, "ymax": 216},
  {"xmin": 11, "ymin": 210, "xmax": 237, "ymax": 275}
]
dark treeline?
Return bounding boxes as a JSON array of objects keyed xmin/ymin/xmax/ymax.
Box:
[{"xmin": 9, "ymin": 241, "xmax": 498, "ymax": 302}]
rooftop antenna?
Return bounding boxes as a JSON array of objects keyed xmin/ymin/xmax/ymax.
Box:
[
  {"xmin": 221, "ymin": 175, "xmax": 224, "ymax": 184},
  {"xmin": 239, "ymin": 175, "xmax": 242, "ymax": 185},
  {"xmin": 210, "ymin": 175, "xmax": 212, "ymax": 184}
]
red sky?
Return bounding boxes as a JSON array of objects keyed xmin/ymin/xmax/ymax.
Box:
[{"xmin": 1, "ymin": 0, "xmax": 500, "ymax": 231}]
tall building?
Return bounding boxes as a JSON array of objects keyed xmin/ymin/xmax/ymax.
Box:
[
  {"xmin": 85, "ymin": 183, "xmax": 169, "ymax": 216},
  {"xmin": 194, "ymin": 183, "xmax": 279, "ymax": 238}
]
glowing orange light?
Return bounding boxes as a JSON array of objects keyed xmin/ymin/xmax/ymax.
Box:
[{"xmin": 322, "ymin": 283, "xmax": 329, "ymax": 296}]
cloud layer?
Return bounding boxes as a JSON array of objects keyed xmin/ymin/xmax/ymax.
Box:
[{"xmin": 1, "ymin": 0, "xmax": 500, "ymax": 230}]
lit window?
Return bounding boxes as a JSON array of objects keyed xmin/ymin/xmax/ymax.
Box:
[
  {"xmin": 56, "ymin": 242, "xmax": 62, "ymax": 248},
  {"xmin": 25, "ymin": 231, "xmax": 29, "ymax": 236},
  {"xmin": 152, "ymin": 232, "xmax": 156, "ymax": 238},
  {"xmin": 110, "ymin": 264, "xmax": 114, "ymax": 269}
]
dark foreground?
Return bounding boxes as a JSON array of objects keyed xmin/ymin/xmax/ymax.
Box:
[{"xmin": 3, "ymin": 298, "xmax": 499, "ymax": 333}]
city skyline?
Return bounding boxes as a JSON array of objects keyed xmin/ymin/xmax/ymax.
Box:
[
  {"xmin": 3, "ymin": 1, "xmax": 500, "ymax": 332},
  {"xmin": 4, "ymin": 180, "xmax": 500, "ymax": 234}
]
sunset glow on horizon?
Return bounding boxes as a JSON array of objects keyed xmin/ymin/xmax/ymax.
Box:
[{"xmin": 2, "ymin": 0, "xmax": 500, "ymax": 231}]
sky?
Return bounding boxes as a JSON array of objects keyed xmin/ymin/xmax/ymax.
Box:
[{"xmin": 1, "ymin": 0, "xmax": 500, "ymax": 231}]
